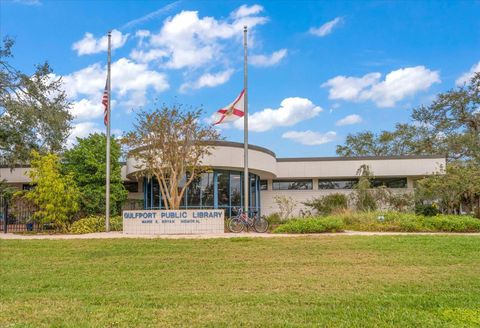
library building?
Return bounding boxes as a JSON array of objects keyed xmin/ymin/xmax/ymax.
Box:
[{"xmin": 1, "ymin": 141, "xmax": 445, "ymax": 217}]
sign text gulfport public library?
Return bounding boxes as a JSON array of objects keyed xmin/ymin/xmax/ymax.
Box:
[{"xmin": 122, "ymin": 209, "xmax": 224, "ymax": 235}]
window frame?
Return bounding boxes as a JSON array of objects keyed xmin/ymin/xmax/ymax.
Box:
[{"xmin": 272, "ymin": 179, "xmax": 313, "ymax": 190}]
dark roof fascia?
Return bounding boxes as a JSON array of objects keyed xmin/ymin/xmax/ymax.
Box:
[{"xmin": 276, "ymin": 155, "xmax": 445, "ymax": 162}]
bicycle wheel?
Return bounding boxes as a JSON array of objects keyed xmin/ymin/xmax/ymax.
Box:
[
  {"xmin": 228, "ymin": 218, "xmax": 244, "ymax": 233},
  {"xmin": 253, "ymin": 217, "xmax": 269, "ymax": 233}
]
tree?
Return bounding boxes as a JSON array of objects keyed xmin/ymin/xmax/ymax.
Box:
[
  {"xmin": 336, "ymin": 124, "xmax": 432, "ymax": 157},
  {"xmin": 350, "ymin": 165, "xmax": 378, "ymax": 212},
  {"xmin": 304, "ymin": 193, "xmax": 348, "ymax": 215},
  {"xmin": 62, "ymin": 133, "xmax": 128, "ymax": 216},
  {"xmin": 274, "ymin": 195, "xmax": 297, "ymax": 220},
  {"xmin": 336, "ymin": 72, "xmax": 480, "ymax": 163},
  {"xmin": 24, "ymin": 151, "xmax": 80, "ymax": 230},
  {"xmin": 416, "ymin": 162, "xmax": 480, "ymax": 217},
  {"xmin": 122, "ymin": 105, "xmax": 220, "ymax": 209},
  {"xmin": 0, "ymin": 37, "xmax": 72, "ymax": 167}
]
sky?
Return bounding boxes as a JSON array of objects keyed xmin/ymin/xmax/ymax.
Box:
[{"xmin": 1, "ymin": 0, "xmax": 479, "ymax": 157}]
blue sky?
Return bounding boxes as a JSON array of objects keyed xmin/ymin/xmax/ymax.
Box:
[{"xmin": 2, "ymin": 0, "xmax": 479, "ymax": 157}]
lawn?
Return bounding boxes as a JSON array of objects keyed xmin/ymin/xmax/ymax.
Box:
[{"xmin": 1, "ymin": 236, "xmax": 480, "ymax": 327}]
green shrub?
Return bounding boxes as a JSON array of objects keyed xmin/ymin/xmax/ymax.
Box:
[
  {"xmin": 398, "ymin": 216, "xmax": 424, "ymax": 232},
  {"xmin": 424, "ymin": 215, "xmax": 480, "ymax": 232},
  {"xmin": 415, "ymin": 203, "xmax": 439, "ymax": 216},
  {"xmin": 388, "ymin": 192, "xmax": 414, "ymax": 212},
  {"xmin": 335, "ymin": 211, "xmax": 480, "ymax": 233},
  {"xmin": 304, "ymin": 193, "xmax": 348, "ymax": 215},
  {"xmin": 70, "ymin": 215, "xmax": 123, "ymax": 234},
  {"xmin": 265, "ymin": 213, "xmax": 283, "ymax": 225},
  {"xmin": 274, "ymin": 217, "xmax": 344, "ymax": 234}
]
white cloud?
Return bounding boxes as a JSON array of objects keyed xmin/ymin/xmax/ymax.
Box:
[
  {"xmin": 180, "ymin": 69, "xmax": 234, "ymax": 92},
  {"xmin": 134, "ymin": 30, "xmax": 151, "ymax": 47},
  {"xmin": 67, "ymin": 122, "xmax": 101, "ymax": 147},
  {"xmin": 72, "ymin": 29, "xmax": 129, "ymax": 55},
  {"xmin": 322, "ymin": 66, "xmax": 440, "ymax": 107},
  {"xmin": 60, "ymin": 57, "xmax": 168, "ymax": 118},
  {"xmin": 121, "ymin": 1, "xmax": 180, "ymax": 29},
  {"xmin": 136, "ymin": 30, "xmax": 151, "ymax": 38},
  {"xmin": 134, "ymin": 5, "xmax": 267, "ymax": 69},
  {"xmin": 309, "ymin": 17, "xmax": 343, "ymax": 37},
  {"xmin": 233, "ymin": 97, "xmax": 322, "ymax": 132},
  {"xmin": 231, "ymin": 4, "xmax": 264, "ymax": 18},
  {"xmin": 251, "ymin": 49, "xmax": 288, "ymax": 67},
  {"xmin": 130, "ymin": 49, "xmax": 168, "ymax": 63},
  {"xmin": 282, "ymin": 130, "xmax": 337, "ymax": 145},
  {"xmin": 61, "ymin": 63, "xmax": 106, "ymax": 99},
  {"xmin": 64, "ymin": 58, "xmax": 168, "ymax": 99},
  {"xmin": 112, "ymin": 58, "xmax": 169, "ymax": 98},
  {"xmin": 70, "ymin": 99, "xmax": 104, "ymax": 121},
  {"xmin": 322, "ymin": 73, "xmax": 381, "ymax": 101},
  {"xmin": 456, "ymin": 61, "xmax": 480, "ymax": 86},
  {"xmin": 336, "ymin": 114, "xmax": 362, "ymax": 126}
]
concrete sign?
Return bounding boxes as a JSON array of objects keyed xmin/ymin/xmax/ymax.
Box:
[{"xmin": 122, "ymin": 209, "xmax": 224, "ymax": 235}]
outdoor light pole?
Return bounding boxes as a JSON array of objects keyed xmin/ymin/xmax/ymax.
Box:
[
  {"xmin": 243, "ymin": 25, "xmax": 249, "ymax": 216},
  {"xmin": 105, "ymin": 31, "xmax": 111, "ymax": 232}
]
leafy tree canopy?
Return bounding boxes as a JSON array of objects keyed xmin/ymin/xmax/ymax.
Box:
[
  {"xmin": 122, "ymin": 104, "xmax": 220, "ymax": 210},
  {"xmin": 62, "ymin": 133, "xmax": 127, "ymax": 216},
  {"xmin": 336, "ymin": 72, "xmax": 480, "ymax": 163},
  {"xmin": 416, "ymin": 161, "xmax": 480, "ymax": 217},
  {"xmin": 24, "ymin": 151, "xmax": 80, "ymax": 230},
  {"xmin": 0, "ymin": 37, "xmax": 72, "ymax": 167}
]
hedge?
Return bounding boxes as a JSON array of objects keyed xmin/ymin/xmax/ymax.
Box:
[{"xmin": 69, "ymin": 215, "xmax": 123, "ymax": 234}]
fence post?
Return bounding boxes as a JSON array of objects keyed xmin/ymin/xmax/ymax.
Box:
[{"xmin": 3, "ymin": 201, "xmax": 8, "ymax": 234}]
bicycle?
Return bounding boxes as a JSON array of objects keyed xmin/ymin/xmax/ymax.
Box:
[{"xmin": 227, "ymin": 208, "xmax": 269, "ymax": 233}]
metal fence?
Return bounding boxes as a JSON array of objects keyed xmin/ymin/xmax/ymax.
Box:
[
  {"xmin": 1, "ymin": 194, "xmax": 43, "ymax": 233},
  {"xmin": 0, "ymin": 196, "xmax": 146, "ymax": 233}
]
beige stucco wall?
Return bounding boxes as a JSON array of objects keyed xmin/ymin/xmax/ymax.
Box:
[
  {"xmin": 125, "ymin": 145, "xmax": 278, "ymax": 179},
  {"xmin": 260, "ymin": 187, "xmax": 416, "ymax": 216},
  {"xmin": 125, "ymin": 144, "xmax": 445, "ymax": 180},
  {"xmin": 275, "ymin": 157, "xmax": 445, "ymax": 179},
  {"xmin": 0, "ymin": 167, "xmax": 30, "ymax": 184}
]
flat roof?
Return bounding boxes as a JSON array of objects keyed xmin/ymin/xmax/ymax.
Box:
[
  {"xmin": 209, "ymin": 140, "xmax": 444, "ymax": 162},
  {"xmin": 276, "ymin": 155, "xmax": 445, "ymax": 162}
]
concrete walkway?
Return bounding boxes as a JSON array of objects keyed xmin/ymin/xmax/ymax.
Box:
[{"xmin": 1, "ymin": 231, "xmax": 480, "ymax": 240}]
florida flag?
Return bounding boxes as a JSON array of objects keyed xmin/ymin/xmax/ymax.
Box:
[{"xmin": 213, "ymin": 89, "xmax": 245, "ymax": 125}]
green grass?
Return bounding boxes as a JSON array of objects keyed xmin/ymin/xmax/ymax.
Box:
[{"xmin": 1, "ymin": 236, "xmax": 480, "ymax": 327}]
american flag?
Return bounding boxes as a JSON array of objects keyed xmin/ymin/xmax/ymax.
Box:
[{"xmin": 102, "ymin": 82, "xmax": 108, "ymax": 126}]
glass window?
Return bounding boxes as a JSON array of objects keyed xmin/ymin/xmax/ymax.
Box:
[
  {"xmin": 250, "ymin": 175, "xmax": 257, "ymax": 208},
  {"xmin": 260, "ymin": 180, "xmax": 268, "ymax": 190},
  {"xmin": 230, "ymin": 173, "xmax": 241, "ymax": 208},
  {"xmin": 143, "ymin": 170, "xmax": 261, "ymax": 215},
  {"xmin": 372, "ymin": 178, "xmax": 407, "ymax": 188},
  {"xmin": 272, "ymin": 180, "xmax": 313, "ymax": 190},
  {"xmin": 217, "ymin": 171, "xmax": 230, "ymax": 207},
  {"xmin": 123, "ymin": 181, "xmax": 138, "ymax": 193},
  {"xmin": 318, "ymin": 179, "xmax": 357, "ymax": 190},
  {"xmin": 22, "ymin": 184, "xmax": 35, "ymax": 191},
  {"xmin": 152, "ymin": 179, "xmax": 161, "ymax": 208},
  {"xmin": 201, "ymin": 172, "xmax": 214, "ymax": 207},
  {"xmin": 187, "ymin": 176, "xmax": 201, "ymax": 207}
]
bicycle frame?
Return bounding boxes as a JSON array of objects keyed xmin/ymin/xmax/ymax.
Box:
[{"xmin": 233, "ymin": 209, "xmax": 257, "ymax": 229}]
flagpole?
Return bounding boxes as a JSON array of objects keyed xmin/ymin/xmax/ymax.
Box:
[
  {"xmin": 105, "ymin": 30, "xmax": 111, "ymax": 232},
  {"xmin": 243, "ymin": 25, "xmax": 249, "ymax": 216}
]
